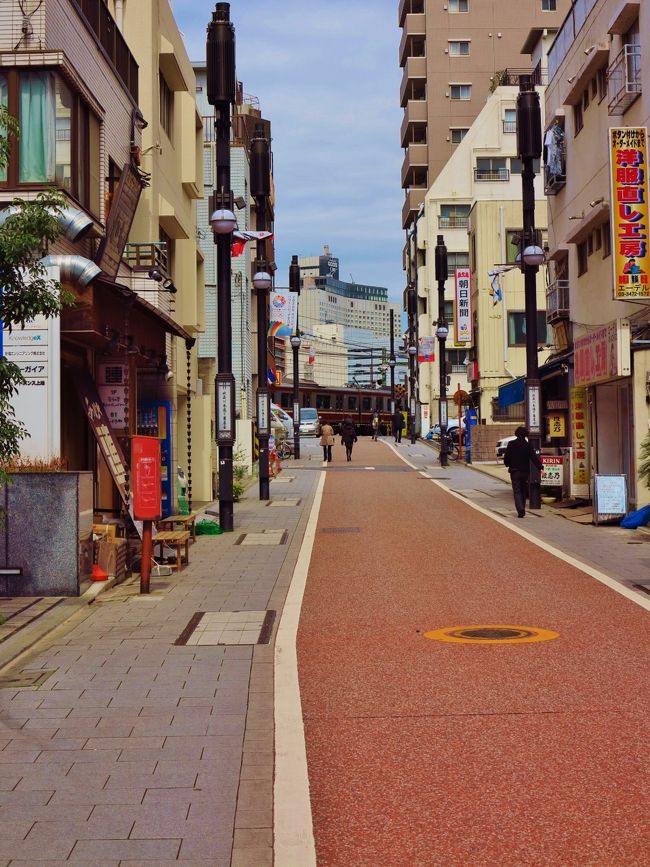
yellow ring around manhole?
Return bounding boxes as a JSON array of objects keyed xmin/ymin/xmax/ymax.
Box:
[{"xmin": 424, "ymin": 625, "xmax": 560, "ymax": 645}]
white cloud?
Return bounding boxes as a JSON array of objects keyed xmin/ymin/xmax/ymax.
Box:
[{"xmin": 177, "ymin": 0, "xmax": 405, "ymax": 299}]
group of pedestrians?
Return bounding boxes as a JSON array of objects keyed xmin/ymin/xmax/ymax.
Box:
[{"xmin": 319, "ymin": 407, "xmax": 407, "ymax": 462}]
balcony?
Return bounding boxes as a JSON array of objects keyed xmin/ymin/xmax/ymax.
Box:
[
  {"xmin": 608, "ymin": 44, "xmax": 642, "ymax": 114},
  {"xmin": 438, "ymin": 215, "xmax": 469, "ymax": 229},
  {"xmin": 402, "ymin": 187, "xmax": 426, "ymax": 229},
  {"xmin": 71, "ymin": 0, "xmax": 138, "ymax": 102},
  {"xmin": 399, "ymin": 0, "xmax": 424, "ymax": 27},
  {"xmin": 400, "ymin": 56, "xmax": 427, "ymax": 105},
  {"xmin": 400, "ymin": 99, "xmax": 428, "ymax": 147},
  {"xmin": 474, "ymin": 167, "xmax": 510, "ymax": 182},
  {"xmin": 546, "ymin": 278, "xmax": 569, "ymax": 323},
  {"xmin": 401, "ymin": 143, "xmax": 428, "ymax": 187},
  {"xmin": 399, "ymin": 13, "xmax": 426, "ymax": 66},
  {"xmin": 544, "ymin": 149, "xmax": 566, "ymax": 195},
  {"xmin": 490, "ymin": 66, "xmax": 547, "ymax": 92}
]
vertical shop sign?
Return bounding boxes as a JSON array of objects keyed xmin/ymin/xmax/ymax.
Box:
[
  {"xmin": 454, "ymin": 268, "xmax": 472, "ymax": 345},
  {"xmin": 609, "ymin": 127, "xmax": 650, "ymax": 300},
  {"xmin": 570, "ymin": 386, "xmax": 589, "ymax": 496}
]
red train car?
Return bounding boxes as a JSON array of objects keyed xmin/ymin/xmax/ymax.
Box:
[{"xmin": 272, "ymin": 383, "xmax": 395, "ymax": 436}]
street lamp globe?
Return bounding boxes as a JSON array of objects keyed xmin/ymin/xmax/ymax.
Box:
[
  {"xmin": 408, "ymin": 344, "xmax": 417, "ymax": 356},
  {"xmin": 210, "ymin": 208, "xmax": 237, "ymax": 234},
  {"xmin": 290, "ymin": 333, "xmax": 301, "ymax": 350},
  {"xmin": 435, "ymin": 320, "xmax": 449, "ymax": 340},
  {"xmin": 252, "ymin": 271, "xmax": 272, "ymax": 291},
  {"xmin": 388, "ymin": 356, "xmax": 396, "ymax": 369},
  {"xmin": 522, "ymin": 245, "xmax": 545, "ymax": 267}
]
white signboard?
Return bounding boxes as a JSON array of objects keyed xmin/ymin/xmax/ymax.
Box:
[
  {"xmin": 454, "ymin": 268, "xmax": 472, "ymax": 345},
  {"xmin": 593, "ymin": 474, "xmax": 627, "ymax": 524},
  {"xmin": 541, "ymin": 456, "xmax": 563, "ymax": 487},
  {"xmin": 4, "ymin": 267, "xmax": 61, "ymax": 459},
  {"xmin": 527, "ymin": 383, "xmax": 541, "ymax": 435}
]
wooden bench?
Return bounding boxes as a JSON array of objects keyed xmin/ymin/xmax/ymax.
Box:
[
  {"xmin": 157, "ymin": 513, "xmax": 198, "ymax": 541},
  {"xmin": 152, "ymin": 530, "xmax": 191, "ymax": 571}
]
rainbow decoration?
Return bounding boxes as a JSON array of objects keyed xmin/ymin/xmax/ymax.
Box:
[{"xmin": 268, "ymin": 320, "xmax": 293, "ymax": 337}]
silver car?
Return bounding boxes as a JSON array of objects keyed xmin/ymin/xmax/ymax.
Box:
[{"xmin": 299, "ymin": 408, "xmax": 320, "ymax": 436}]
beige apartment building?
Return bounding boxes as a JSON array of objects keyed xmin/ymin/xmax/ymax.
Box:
[
  {"xmin": 410, "ymin": 76, "xmax": 550, "ymax": 427},
  {"xmin": 0, "ymin": 0, "xmax": 210, "ymax": 522},
  {"xmin": 543, "ymin": 0, "xmax": 648, "ymax": 505},
  {"xmin": 399, "ymin": 0, "xmax": 569, "ymax": 228}
]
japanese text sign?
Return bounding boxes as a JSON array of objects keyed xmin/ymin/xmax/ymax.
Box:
[
  {"xmin": 548, "ymin": 413, "xmax": 566, "ymax": 438},
  {"xmin": 132, "ymin": 436, "xmax": 162, "ymax": 521},
  {"xmin": 454, "ymin": 268, "xmax": 472, "ymax": 345},
  {"xmin": 609, "ymin": 127, "xmax": 650, "ymax": 300},
  {"xmin": 574, "ymin": 319, "xmax": 630, "ymax": 387},
  {"xmin": 541, "ymin": 456, "xmax": 563, "ymax": 487},
  {"xmin": 570, "ymin": 386, "xmax": 589, "ymax": 492}
]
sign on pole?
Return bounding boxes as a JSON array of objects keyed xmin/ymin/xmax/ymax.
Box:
[{"xmin": 454, "ymin": 268, "xmax": 472, "ymax": 345}]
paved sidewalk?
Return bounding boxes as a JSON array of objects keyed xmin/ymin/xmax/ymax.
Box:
[{"xmin": 0, "ymin": 449, "xmax": 322, "ymax": 865}]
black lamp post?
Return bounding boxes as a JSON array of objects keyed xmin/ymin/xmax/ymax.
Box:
[
  {"xmin": 207, "ymin": 2, "xmax": 236, "ymax": 532},
  {"xmin": 389, "ymin": 309, "xmax": 396, "ymax": 414},
  {"xmin": 517, "ymin": 76, "xmax": 544, "ymax": 510},
  {"xmin": 251, "ymin": 126, "xmax": 272, "ymax": 501},
  {"xmin": 435, "ymin": 234, "xmax": 449, "ymax": 467},
  {"xmin": 408, "ymin": 341, "xmax": 417, "ymax": 443},
  {"xmin": 289, "ymin": 254, "xmax": 301, "ymax": 460}
]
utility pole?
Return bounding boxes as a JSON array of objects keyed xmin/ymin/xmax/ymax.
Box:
[
  {"xmin": 251, "ymin": 127, "xmax": 272, "ymax": 501},
  {"xmin": 207, "ymin": 2, "xmax": 236, "ymax": 531},
  {"xmin": 435, "ymin": 235, "xmax": 449, "ymax": 467},
  {"xmin": 517, "ymin": 76, "xmax": 543, "ymax": 510}
]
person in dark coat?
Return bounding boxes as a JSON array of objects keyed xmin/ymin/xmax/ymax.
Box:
[
  {"xmin": 340, "ymin": 416, "xmax": 358, "ymax": 462},
  {"xmin": 503, "ymin": 426, "xmax": 543, "ymax": 518},
  {"xmin": 392, "ymin": 408, "xmax": 403, "ymax": 443}
]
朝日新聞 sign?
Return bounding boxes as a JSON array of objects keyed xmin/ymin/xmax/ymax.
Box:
[{"xmin": 454, "ymin": 268, "xmax": 472, "ymax": 345}]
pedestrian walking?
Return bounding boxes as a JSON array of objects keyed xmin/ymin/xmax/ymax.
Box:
[
  {"xmin": 340, "ymin": 415, "xmax": 358, "ymax": 461},
  {"xmin": 320, "ymin": 421, "xmax": 335, "ymax": 463},
  {"xmin": 371, "ymin": 410, "xmax": 381, "ymax": 441},
  {"xmin": 503, "ymin": 426, "xmax": 543, "ymax": 518},
  {"xmin": 392, "ymin": 407, "xmax": 403, "ymax": 443}
]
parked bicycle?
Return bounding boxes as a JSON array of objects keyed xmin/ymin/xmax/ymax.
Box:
[
  {"xmin": 440, "ymin": 432, "xmax": 459, "ymax": 462},
  {"xmin": 276, "ymin": 438, "xmax": 294, "ymax": 460}
]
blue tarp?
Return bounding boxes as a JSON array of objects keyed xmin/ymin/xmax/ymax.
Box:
[{"xmin": 498, "ymin": 377, "xmax": 525, "ymax": 408}]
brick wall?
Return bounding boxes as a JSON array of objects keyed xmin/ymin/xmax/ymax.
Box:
[{"xmin": 470, "ymin": 424, "xmax": 518, "ymax": 462}]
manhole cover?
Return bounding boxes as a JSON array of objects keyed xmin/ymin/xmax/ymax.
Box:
[
  {"xmin": 0, "ymin": 670, "xmax": 55, "ymax": 689},
  {"xmin": 424, "ymin": 625, "xmax": 560, "ymax": 645}
]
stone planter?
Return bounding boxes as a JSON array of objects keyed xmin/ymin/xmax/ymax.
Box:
[{"xmin": 0, "ymin": 472, "xmax": 93, "ymax": 596}]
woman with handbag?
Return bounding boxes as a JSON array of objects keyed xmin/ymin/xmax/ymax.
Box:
[{"xmin": 320, "ymin": 421, "xmax": 335, "ymax": 462}]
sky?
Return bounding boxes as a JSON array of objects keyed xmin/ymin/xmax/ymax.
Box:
[{"xmin": 173, "ymin": 0, "xmax": 405, "ymax": 301}]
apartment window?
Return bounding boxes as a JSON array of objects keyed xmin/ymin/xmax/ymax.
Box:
[
  {"xmin": 159, "ymin": 73, "xmax": 173, "ymax": 140},
  {"xmin": 597, "ymin": 66, "xmax": 608, "ymax": 102},
  {"xmin": 542, "ymin": 0, "xmax": 557, "ymax": 8},
  {"xmin": 444, "ymin": 300, "xmax": 454, "ymax": 322},
  {"xmin": 510, "ymin": 157, "xmax": 541, "ymax": 174},
  {"xmin": 1, "ymin": 69, "xmax": 100, "ymax": 214},
  {"xmin": 591, "ymin": 76, "xmax": 598, "ymax": 99},
  {"xmin": 475, "ymin": 157, "xmax": 508, "ymax": 181},
  {"xmin": 508, "ymin": 312, "xmax": 550, "ymax": 346},
  {"xmin": 583, "ymin": 88, "xmax": 589, "ymax": 110},
  {"xmin": 450, "ymin": 127, "xmax": 469, "ymax": 144},
  {"xmin": 0, "ymin": 73, "xmax": 7, "ymax": 182},
  {"xmin": 587, "ymin": 234, "xmax": 594, "ymax": 256},
  {"xmin": 573, "ymin": 102, "xmax": 583, "ymax": 135},
  {"xmin": 577, "ymin": 241, "xmax": 588, "ymax": 275},
  {"xmin": 448, "ymin": 252, "xmax": 470, "ymax": 270},
  {"xmin": 439, "ymin": 204, "xmax": 470, "ymax": 228},
  {"xmin": 503, "ymin": 108, "xmax": 517, "ymax": 133},
  {"xmin": 603, "ymin": 221, "xmax": 612, "ymax": 258},
  {"xmin": 448, "ymin": 41, "xmax": 470, "ymax": 56},
  {"xmin": 450, "ymin": 84, "xmax": 471, "ymax": 101},
  {"xmin": 448, "ymin": 0, "xmax": 469, "ymax": 11},
  {"xmin": 594, "ymin": 226, "xmax": 601, "ymax": 251}
]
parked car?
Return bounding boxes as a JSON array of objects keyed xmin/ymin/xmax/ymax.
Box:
[
  {"xmin": 299, "ymin": 407, "xmax": 321, "ymax": 436},
  {"xmin": 496, "ymin": 434, "xmax": 517, "ymax": 461},
  {"xmin": 271, "ymin": 403, "xmax": 293, "ymax": 437}
]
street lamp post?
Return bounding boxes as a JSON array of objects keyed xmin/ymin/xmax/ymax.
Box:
[
  {"xmin": 289, "ymin": 254, "xmax": 301, "ymax": 459},
  {"xmin": 389, "ymin": 309, "xmax": 396, "ymax": 414},
  {"xmin": 435, "ymin": 234, "xmax": 449, "ymax": 467},
  {"xmin": 517, "ymin": 76, "xmax": 543, "ymax": 510},
  {"xmin": 207, "ymin": 2, "xmax": 236, "ymax": 532},
  {"xmin": 251, "ymin": 126, "xmax": 272, "ymax": 501},
  {"xmin": 408, "ymin": 342, "xmax": 417, "ymax": 443}
]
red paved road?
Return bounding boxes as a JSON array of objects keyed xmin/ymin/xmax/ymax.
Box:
[{"xmin": 297, "ymin": 441, "xmax": 650, "ymax": 866}]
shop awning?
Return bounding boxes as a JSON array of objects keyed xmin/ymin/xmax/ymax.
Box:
[
  {"xmin": 100, "ymin": 278, "xmax": 194, "ymax": 342},
  {"xmin": 498, "ymin": 377, "xmax": 525, "ymax": 408}
]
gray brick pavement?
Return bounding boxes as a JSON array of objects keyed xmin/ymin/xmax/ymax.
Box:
[{"xmin": 0, "ymin": 459, "xmax": 321, "ymax": 864}]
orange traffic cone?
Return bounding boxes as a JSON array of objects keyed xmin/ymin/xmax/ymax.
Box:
[{"xmin": 91, "ymin": 563, "xmax": 109, "ymax": 582}]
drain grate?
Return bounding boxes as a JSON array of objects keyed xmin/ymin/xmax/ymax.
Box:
[
  {"xmin": 175, "ymin": 610, "xmax": 276, "ymax": 646},
  {"xmin": 320, "ymin": 527, "xmax": 361, "ymax": 534},
  {"xmin": 0, "ymin": 670, "xmax": 55, "ymax": 689}
]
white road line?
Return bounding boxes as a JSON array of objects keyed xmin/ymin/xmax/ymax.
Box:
[
  {"xmin": 273, "ymin": 472, "xmax": 324, "ymax": 866},
  {"xmin": 389, "ymin": 444, "xmax": 650, "ymax": 615}
]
